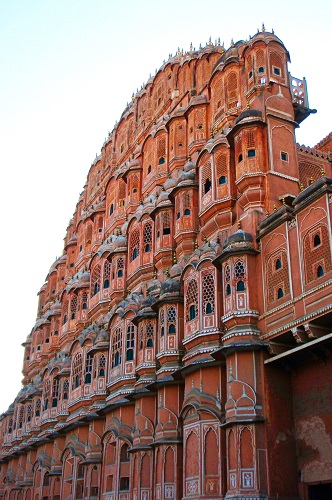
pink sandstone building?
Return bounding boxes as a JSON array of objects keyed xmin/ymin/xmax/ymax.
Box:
[{"xmin": 1, "ymin": 27, "xmax": 332, "ymax": 500}]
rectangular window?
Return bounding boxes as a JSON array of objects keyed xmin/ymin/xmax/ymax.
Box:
[
  {"xmin": 273, "ymin": 66, "xmax": 281, "ymax": 76},
  {"xmin": 281, "ymin": 151, "xmax": 288, "ymax": 161}
]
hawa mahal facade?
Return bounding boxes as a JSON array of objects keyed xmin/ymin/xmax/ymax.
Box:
[{"xmin": 1, "ymin": 27, "xmax": 332, "ymax": 500}]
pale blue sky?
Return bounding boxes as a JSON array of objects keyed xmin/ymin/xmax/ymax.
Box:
[{"xmin": 0, "ymin": 0, "xmax": 331, "ymax": 412}]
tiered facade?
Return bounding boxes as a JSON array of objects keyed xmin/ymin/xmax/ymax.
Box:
[{"xmin": 1, "ymin": 28, "xmax": 332, "ymax": 500}]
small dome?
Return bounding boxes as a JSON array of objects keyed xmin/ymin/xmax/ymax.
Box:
[
  {"xmin": 160, "ymin": 277, "xmax": 181, "ymax": 296},
  {"xmin": 163, "ymin": 176, "xmax": 177, "ymax": 190},
  {"xmin": 235, "ymin": 109, "xmax": 262, "ymax": 124},
  {"xmin": 183, "ymin": 157, "xmax": 196, "ymax": 172},
  {"xmin": 177, "ymin": 169, "xmax": 195, "ymax": 185},
  {"xmin": 169, "ymin": 262, "xmax": 182, "ymax": 279},
  {"xmin": 223, "ymin": 229, "xmax": 254, "ymax": 251}
]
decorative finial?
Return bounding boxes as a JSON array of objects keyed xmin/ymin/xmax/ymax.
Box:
[
  {"xmin": 209, "ymin": 36, "xmax": 212, "ymax": 45},
  {"xmin": 231, "ymin": 38, "xmax": 234, "ymax": 47},
  {"xmin": 274, "ymin": 204, "xmax": 277, "ymax": 211},
  {"xmin": 310, "ymin": 176, "xmax": 314, "ymax": 185},
  {"xmin": 272, "ymin": 28, "xmax": 274, "ymax": 34},
  {"xmin": 237, "ymin": 220, "xmax": 241, "ymax": 229},
  {"xmin": 300, "ymin": 183, "xmax": 304, "ymax": 191},
  {"xmin": 194, "ymin": 239, "xmax": 198, "ymax": 249},
  {"xmin": 282, "ymin": 198, "xmax": 286, "ymax": 205},
  {"xmin": 262, "ymin": 23, "xmax": 266, "ymax": 32},
  {"xmin": 188, "ymin": 154, "xmax": 191, "ymax": 161},
  {"xmin": 217, "ymin": 37, "xmax": 221, "ymax": 46},
  {"xmin": 165, "ymin": 268, "xmax": 169, "ymax": 277},
  {"xmin": 153, "ymin": 268, "xmax": 157, "ymax": 279},
  {"xmin": 321, "ymin": 168, "xmax": 325, "ymax": 176},
  {"xmin": 246, "ymin": 101, "xmax": 250, "ymax": 110},
  {"xmin": 266, "ymin": 210, "xmax": 269, "ymax": 217},
  {"xmin": 199, "ymin": 43, "xmax": 202, "ymax": 50},
  {"xmin": 190, "ymin": 41, "xmax": 193, "ymax": 51},
  {"xmin": 173, "ymin": 251, "xmax": 177, "ymax": 264}
]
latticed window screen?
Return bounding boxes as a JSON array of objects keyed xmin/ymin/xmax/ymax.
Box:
[
  {"xmin": 27, "ymin": 404, "xmax": 32, "ymax": 422},
  {"xmin": 266, "ymin": 250, "xmax": 290, "ymax": 303},
  {"xmin": 202, "ymin": 273, "xmax": 215, "ymax": 314},
  {"xmin": 98, "ymin": 354, "xmax": 106, "ymax": 376},
  {"xmin": 117, "ymin": 257, "xmax": 124, "ymax": 277},
  {"xmin": 103, "ymin": 260, "xmax": 111, "ymax": 287},
  {"xmin": 303, "ymin": 226, "xmax": 332, "ymax": 283},
  {"xmin": 118, "ymin": 179, "xmax": 126, "ymax": 202},
  {"xmin": 18, "ymin": 406, "xmax": 24, "ymax": 428},
  {"xmin": 130, "ymin": 229, "xmax": 140, "ymax": 262},
  {"xmin": 91, "ymin": 264, "xmax": 101, "ymax": 295},
  {"xmin": 216, "ymin": 153, "xmax": 227, "ymax": 184},
  {"xmin": 270, "ymin": 52, "xmax": 283, "ymax": 76},
  {"xmin": 157, "ymin": 135, "xmax": 166, "ymax": 161},
  {"xmin": 62, "ymin": 379, "xmax": 69, "ymax": 399},
  {"xmin": 52, "ymin": 378, "xmax": 59, "ymax": 407},
  {"xmin": 234, "ymin": 259, "xmax": 246, "ymax": 279},
  {"xmin": 72, "ymin": 353, "xmax": 83, "ymax": 389},
  {"xmin": 126, "ymin": 324, "xmax": 135, "ymax": 360},
  {"xmin": 86, "ymin": 224, "xmax": 93, "ymax": 243},
  {"xmin": 246, "ymin": 130, "xmax": 256, "ymax": 149},
  {"xmin": 143, "ymin": 222, "xmax": 153, "ymax": 249},
  {"xmin": 183, "ymin": 193, "xmax": 191, "ymax": 210},
  {"xmin": 85, "ymin": 354, "xmax": 93, "ymax": 383},
  {"xmin": 213, "ymin": 77, "xmax": 224, "ymax": 113},
  {"xmin": 70, "ymin": 295, "xmax": 77, "ymax": 319},
  {"xmin": 202, "ymin": 161, "xmax": 212, "ymax": 194},
  {"xmin": 146, "ymin": 321, "xmax": 154, "ymax": 347},
  {"xmin": 224, "ymin": 264, "xmax": 231, "ymax": 282},
  {"xmin": 256, "ymin": 50, "xmax": 265, "ymax": 69},
  {"xmin": 227, "ymin": 72, "xmax": 238, "ymax": 109},
  {"xmin": 167, "ymin": 306, "xmax": 177, "ymax": 334},
  {"xmin": 35, "ymin": 399, "xmax": 41, "ymax": 416},
  {"xmin": 162, "ymin": 212, "xmax": 171, "ymax": 233},
  {"xmin": 62, "ymin": 299, "xmax": 69, "ymax": 323},
  {"xmin": 81, "ymin": 292, "xmax": 88, "ymax": 310},
  {"xmin": 299, "ymin": 162, "xmax": 322, "ymax": 188},
  {"xmin": 186, "ymin": 279, "xmax": 198, "ymax": 321},
  {"xmin": 111, "ymin": 327, "xmax": 122, "ymax": 367}
]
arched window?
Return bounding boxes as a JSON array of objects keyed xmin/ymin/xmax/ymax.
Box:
[
  {"xmin": 238, "ymin": 153, "xmax": 243, "ymax": 163},
  {"xmin": 91, "ymin": 264, "xmax": 101, "ymax": 296},
  {"xmin": 70, "ymin": 295, "xmax": 77, "ymax": 320},
  {"xmin": 189, "ymin": 305, "xmax": 196, "ymax": 320},
  {"xmin": 117, "ymin": 257, "xmax": 124, "ymax": 277},
  {"xmin": 82, "ymin": 292, "xmax": 88, "ymax": 310},
  {"xmin": 62, "ymin": 379, "xmax": 69, "ymax": 400},
  {"xmin": 162, "ymin": 212, "xmax": 171, "ymax": 235},
  {"xmin": 130, "ymin": 229, "xmax": 140, "ymax": 262},
  {"xmin": 43, "ymin": 379, "xmax": 50, "ymax": 411},
  {"xmin": 126, "ymin": 324, "xmax": 135, "ymax": 361},
  {"xmin": 120, "ymin": 442, "xmax": 130, "ymax": 462},
  {"xmin": 72, "ymin": 353, "xmax": 83, "ymax": 389},
  {"xmin": 317, "ymin": 265, "xmax": 324, "ymax": 277},
  {"xmin": 314, "ymin": 234, "xmax": 321, "ymax": 247},
  {"xmin": 143, "ymin": 221, "xmax": 152, "ymax": 252},
  {"xmin": 104, "ymin": 260, "xmax": 111, "ymax": 288},
  {"xmin": 52, "ymin": 378, "xmax": 59, "ymax": 408},
  {"xmin": 219, "ymin": 176, "xmax": 226, "ymax": 185},
  {"xmin": 236, "ymin": 280, "xmax": 245, "ymax": 292},
  {"xmin": 167, "ymin": 306, "xmax": 176, "ymax": 334},
  {"xmin": 184, "ymin": 208, "xmax": 191, "ymax": 216},
  {"xmin": 98, "ymin": 354, "xmax": 106, "ymax": 376},
  {"xmin": 186, "ymin": 279, "xmax": 198, "ymax": 321},
  {"xmin": 146, "ymin": 322, "xmax": 154, "ymax": 348},
  {"xmin": 277, "ymin": 287, "xmax": 284, "ymax": 299},
  {"xmin": 203, "ymin": 273, "xmax": 215, "ymax": 315},
  {"xmin": 35, "ymin": 399, "xmax": 41, "ymax": 417},
  {"xmin": 275, "ymin": 258, "xmax": 282, "ymax": 270},
  {"xmin": 85, "ymin": 354, "xmax": 93, "ymax": 384},
  {"xmin": 109, "ymin": 203, "xmax": 114, "ymax": 216},
  {"xmin": 204, "ymin": 178, "xmax": 212, "ymax": 194},
  {"xmin": 111, "ymin": 327, "xmax": 122, "ymax": 368},
  {"xmin": 226, "ymin": 284, "xmax": 231, "ymax": 296}
]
